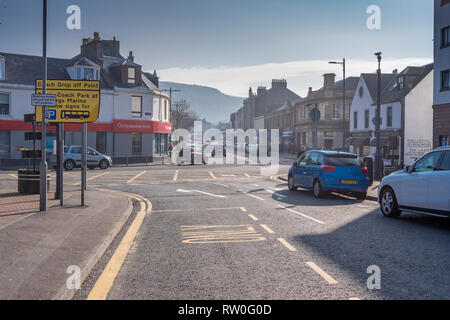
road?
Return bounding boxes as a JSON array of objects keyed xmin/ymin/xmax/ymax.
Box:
[{"xmin": 3, "ymin": 162, "xmax": 449, "ymax": 300}]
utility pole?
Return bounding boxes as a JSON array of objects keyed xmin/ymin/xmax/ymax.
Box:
[
  {"xmin": 39, "ymin": 0, "xmax": 48, "ymax": 212},
  {"xmin": 329, "ymin": 58, "xmax": 346, "ymax": 150},
  {"xmin": 374, "ymin": 52, "xmax": 383, "ymax": 180}
]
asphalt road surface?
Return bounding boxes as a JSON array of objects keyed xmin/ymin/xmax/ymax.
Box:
[{"xmin": 5, "ymin": 162, "xmax": 448, "ymax": 300}]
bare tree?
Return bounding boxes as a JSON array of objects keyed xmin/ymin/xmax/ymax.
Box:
[{"xmin": 171, "ymin": 100, "xmax": 199, "ymax": 130}]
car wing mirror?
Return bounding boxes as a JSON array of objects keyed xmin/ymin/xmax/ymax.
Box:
[{"xmin": 293, "ymin": 161, "xmax": 298, "ymax": 167}]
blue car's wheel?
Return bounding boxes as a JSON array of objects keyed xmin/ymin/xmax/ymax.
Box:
[
  {"xmin": 288, "ymin": 175, "xmax": 297, "ymax": 191},
  {"xmin": 313, "ymin": 179, "xmax": 324, "ymax": 198}
]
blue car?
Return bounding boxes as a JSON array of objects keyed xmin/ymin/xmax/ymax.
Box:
[{"xmin": 288, "ymin": 150, "xmax": 370, "ymax": 199}]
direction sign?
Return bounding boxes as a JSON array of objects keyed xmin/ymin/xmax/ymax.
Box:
[
  {"xmin": 35, "ymin": 80, "xmax": 100, "ymax": 123},
  {"xmin": 31, "ymin": 93, "xmax": 56, "ymax": 107}
]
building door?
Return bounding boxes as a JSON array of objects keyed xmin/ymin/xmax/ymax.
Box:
[{"xmin": 96, "ymin": 132, "xmax": 107, "ymax": 154}]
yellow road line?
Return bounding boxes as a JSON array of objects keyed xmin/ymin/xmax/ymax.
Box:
[
  {"xmin": 277, "ymin": 238, "xmax": 297, "ymax": 252},
  {"xmin": 209, "ymin": 171, "xmax": 217, "ymax": 179},
  {"xmin": 240, "ymin": 207, "xmax": 247, "ymax": 212},
  {"xmin": 244, "ymin": 173, "xmax": 251, "ymax": 177},
  {"xmin": 305, "ymin": 261, "xmax": 338, "ymax": 285},
  {"xmin": 173, "ymin": 170, "xmax": 179, "ymax": 181},
  {"xmin": 73, "ymin": 172, "xmax": 110, "ymax": 186},
  {"xmin": 87, "ymin": 191, "xmax": 152, "ymax": 300},
  {"xmin": 127, "ymin": 170, "xmax": 146, "ymax": 184},
  {"xmin": 260, "ymin": 224, "xmax": 275, "ymax": 234},
  {"xmin": 248, "ymin": 214, "xmax": 259, "ymax": 221},
  {"xmin": 8, "ymin": 174, "xmax": 18, "ymax": 179},
  {"xmin": 349, "ymin": 297, "xmax": 361, "ymax": 300}
]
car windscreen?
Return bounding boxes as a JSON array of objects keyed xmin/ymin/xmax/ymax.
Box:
[{"xmin": 324, "ymin": 154, "xmax": 361, "ymax": 167}]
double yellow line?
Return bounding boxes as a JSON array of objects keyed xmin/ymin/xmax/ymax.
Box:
[{"xmin": 87, "ymin": 190, "xmax": 152, "ymax": 300}]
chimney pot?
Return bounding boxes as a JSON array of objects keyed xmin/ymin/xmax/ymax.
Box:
[
  {"xmin": 128, "ymin": 51, "xmax": 134, "ymax": 62},
  {"xmin": 94, "ymin": 32, "xmax": 100, "ymax": 41}
]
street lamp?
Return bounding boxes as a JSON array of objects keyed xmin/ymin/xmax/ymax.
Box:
[
  {"xmin": 329, "ymin": 59, "xmax": 346, "ymax": 151},
  {"xmin": 374, "ymin": 52, "xmax": 383, "ymax": 180}
]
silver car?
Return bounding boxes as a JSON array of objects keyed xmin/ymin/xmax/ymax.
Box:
[{"xmin": 63, "ymin": 146, "xmax": 112, "ymax": 170}]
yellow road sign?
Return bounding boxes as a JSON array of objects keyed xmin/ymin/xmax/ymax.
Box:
[{"xmin": 35, "ymin": 80, "xmax": 100, "ymax": 123}]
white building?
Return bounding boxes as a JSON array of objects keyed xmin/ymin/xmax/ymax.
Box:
[
  {"xmin": 349, "ymin": 64, "xmax": 434, "ymax": 168},
  {"xmin": 433, "ymin": 0, "xmax": 450, "ymax": 147},
  {"xmin": 0, "ymin": 33, "xmax": 171, "ymax": 165}
]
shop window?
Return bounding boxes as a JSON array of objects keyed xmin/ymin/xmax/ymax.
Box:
[
  {"xmin": 132, "ymin": 133, "xmax": 142, "ymax": 155},
  {"xmin": 0, "ymin": 130, "xmax": 10, "ymax": 158},
  {"xmin": 96, "ymin": 132, "xmax": 107, "ymax": 154},
  {"xmin": 0, "ymin": 93, "xmax": 9, "ymax": 115}
]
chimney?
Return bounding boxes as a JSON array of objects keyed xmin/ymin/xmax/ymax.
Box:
[
  {"xmin": 323, "ymin": 73, "xmax": 336, "ymax": 89},
  {"xmin": 308, "ymin": 87, "xmax": 313, "ymax": 93},
  {"xmin": 248, "ymin": 87, "xmax": 253, "ymax": 98},
  {"xmin": 257, "ymin": 86, "xmax": 266, "ymax": 96},
  {"xmin": 393, "ymin": 69, "xmax": 398, "ymax": 74},
  {"xmin": 272, "ymin": 79, "xmax": 287, "ymax": 89},
  {"xmin": 128, "ymin": 51, "xmax": 134, "ymax": 62},
  {"xmin": 80, "ymin": 32, "xmax": 104, "ymax": 66}
]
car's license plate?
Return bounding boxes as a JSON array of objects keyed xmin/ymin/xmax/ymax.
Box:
[{"xmin": 341, "ymin": 179, "xmax": 357, "ymax": 184}]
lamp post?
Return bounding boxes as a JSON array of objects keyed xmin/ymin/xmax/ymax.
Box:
[
  {"xmin": 374, "ymin": 52, "xmax": 383, "ymax": 180},
  {"xmin": 329, "ymin": 58, "xmax": 346, "ymax": 151}
]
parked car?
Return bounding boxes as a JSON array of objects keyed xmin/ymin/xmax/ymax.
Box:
[
  {"xmin": 378, "ymin": 147, "xmax": 450, "ymax": 218},
  {"xmin": 288, "ymin": 150, "xmax": 370, "ymax": 199},
  {"xmin": 63, "ymin": 146, "xmax": 112, "ymax": 170}
]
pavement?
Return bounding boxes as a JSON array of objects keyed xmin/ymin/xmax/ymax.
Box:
[{"xmin": 0, "ymin": 181, "xmax": 133, "ymax": 299}]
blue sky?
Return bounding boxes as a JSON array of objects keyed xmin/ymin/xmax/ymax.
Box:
[{"xmin": 0, "ymin": 0, "xmax": 433, "ymax": 96}]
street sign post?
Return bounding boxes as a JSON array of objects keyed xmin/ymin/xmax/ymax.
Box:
[{"xmin": 34, "ymin": 79, "xmax": 100, "ymax": 207}]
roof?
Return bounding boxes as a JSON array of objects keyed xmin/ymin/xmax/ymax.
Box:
[
  {"xmin": 374, "ymin": 63, "xmax": 433, "ymax": 105},
  {"xmin": 0, "ymin": 52, "xmax": 153, "ymax": 91},
  {"xmin": 360, "ymin": 73, "xmax": 397, "ymax": 101},
  {"xmin": 302, "ymin": 77, "xmax": 359, "ymax": 103}
]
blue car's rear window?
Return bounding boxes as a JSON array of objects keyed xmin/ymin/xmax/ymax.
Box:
[{"xmin": 325, "ymin": 154, "xmax": 361, "ymax": 167}]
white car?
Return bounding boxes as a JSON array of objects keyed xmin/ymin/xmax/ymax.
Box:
[{"xmin": 378, "ymin": 147, "xmax": 450, "ymax": 218}]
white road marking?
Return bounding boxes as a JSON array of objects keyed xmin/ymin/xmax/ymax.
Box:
[
  {"xmin": 238, "ymin": 190, "xmax": 265, "ymax": 201},
  {"xmin": 305, "ymin": 261, "xmax": 338, "ymax": 285},
  {"xmin": 176, "ymin": 189, "xmax": 227, "ymax": 198},
  {"xmin": 265, "ymin": 189, "xmax": 287, "ymax": 198},
  {"xmin": 276, "ymin": 205, "xmax": 325, "ymax": 225}
]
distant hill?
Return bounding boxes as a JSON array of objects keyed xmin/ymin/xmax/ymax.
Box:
[{"xmin": 159, "ymin": 82, "xmax": 244, "ymax": 124}]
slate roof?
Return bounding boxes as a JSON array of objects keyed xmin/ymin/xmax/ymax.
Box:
[
  {"xmin": 303, "ymin": 77, "xmax": 359, "ymax": 102},
  {"xmin": 0, "ymin": 51, "xmax": 157, "ymax": 91},
  {"xmin": 373, "ymin": 63, "xmax": 433, "ymax": 105},
  {"xmin": 360, "ymin": 73, "xmax": 397, "ymax": 102}
]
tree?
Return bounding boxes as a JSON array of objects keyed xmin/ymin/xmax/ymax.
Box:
[{"xmin": 171, "ymin": 100, "xmax": 199, "ymax": 130}]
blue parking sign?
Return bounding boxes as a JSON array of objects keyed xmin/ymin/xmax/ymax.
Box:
[{"xmin": 48, "ymin": 109, "xmax": 57, "ymax": 121}]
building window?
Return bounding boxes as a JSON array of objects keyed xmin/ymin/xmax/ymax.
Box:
[
  {"xmin": 440, "ymin": 136, "xmax": 449, "ymax": 147},
  {"xmin": 441, "ymin": 70, "xmax": 450, "ymax": 91},
  {"xmin": 359, "ymin": 86, "xmax": 363, "ymax": 98},
  {"xmin": 128, "ymin": 68, "xmax": 136, "ymax": 84},
  {"xmin": 131, "ymin": 96, "xmax": 142, "ymax": 117},
  {"xmin": 0, "ymin": 58, "xmax": 5, "ymax": 80},
  {"xmin": 96, "ymin": 132, "xmax": 107, "ymax": 154},
  {"xmin": 353, "ymin": 111, "xmax": 358, "ymax": 129},
  {"xmin": 0, "ymin": 130, "xmax": 10, "ymax": 158},
  {"xmin": 332, "ymin": 104, "xmax": 340, "ymax": 120},
  {"xmin": 387, "ymin": 106, "xmax": 393, "ymax": 127},
  {"xmin": 0, "ymin": 93, "xmax": 9, "ymax": 116},
  {"xmin": 131, "ymin": 132, "xmax": 142, "ymax": 155},
  {"xmin": 364, "ymin": 109, "xmax": 370, "ymax": 129},
  {"xmin": 442, "ymin": 26, "xmax": 450, "ymax": 48},
  {"xmin": 164, "ymin": 100, "xmax": 168, "ymax": 121},
  {"xmin": 398, "ymin": 77, "xmax": 404, "ymax": 90}
]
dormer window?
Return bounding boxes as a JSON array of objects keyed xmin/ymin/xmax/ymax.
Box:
[
  {"xmin": 398, "ymin": 77, "xmax": 404, "ymax": 90},
  {"xmin": 128, "ymin": 67, "xmax": 136, "ymax": 84},
  {"xmin": 0, "ymin": 57, "xmax": 5, "ymax": 80}
]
